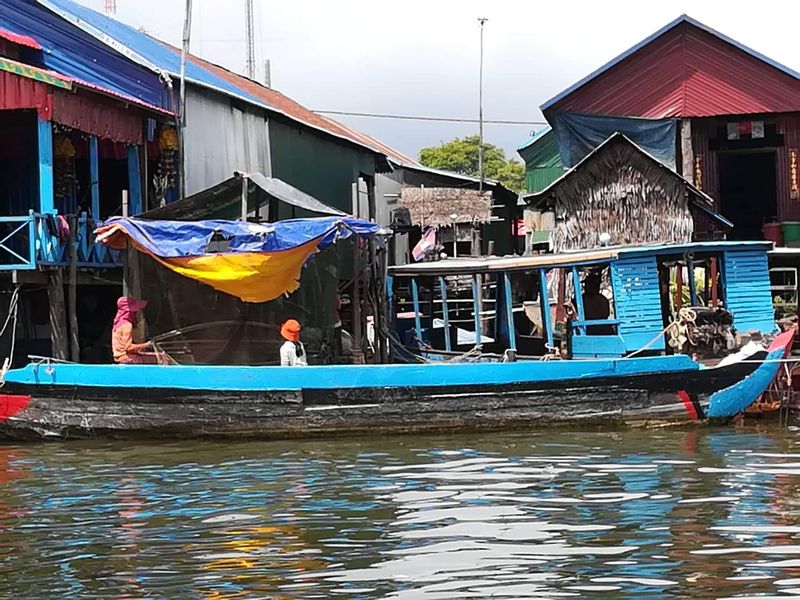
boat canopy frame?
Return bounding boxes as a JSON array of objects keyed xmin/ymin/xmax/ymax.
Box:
[{"xmin": 389, "ymin": 241, "xmax": 775, "ymax": 360}]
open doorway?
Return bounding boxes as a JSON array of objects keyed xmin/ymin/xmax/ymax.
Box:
[{"xmin": 718, "ymin": 151, "xmax": 777, "ymax": 240}]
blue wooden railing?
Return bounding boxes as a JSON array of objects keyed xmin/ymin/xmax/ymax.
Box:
[{"xmin": 0, "ymin": 212, "xmax": 121, "ymax": 271}]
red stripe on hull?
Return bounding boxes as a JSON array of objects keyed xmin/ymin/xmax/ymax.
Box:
[
  {"xmin": 678, "ymin": 390, "xmax": 699, "ymax": 420},
  {"xmin": 0, "ymin": 395, "xmax": 30, "ymax": 422}
]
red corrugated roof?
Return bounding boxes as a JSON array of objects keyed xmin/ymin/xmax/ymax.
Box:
[
  {"xmin": 183, "ymin": 50, "xmax": 417, "ymax": 165},
  {"xmin": 0, "ymin": 27, "xmax": 42, "ymax": 50},
  {"xmin": 544, "ymin": 19, "xmax": 800, "ymax": 118}
]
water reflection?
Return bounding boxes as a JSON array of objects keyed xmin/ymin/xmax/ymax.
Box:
[{"xmin": 1, "ymin": 428, "xmax": 800, "ymax": 597}]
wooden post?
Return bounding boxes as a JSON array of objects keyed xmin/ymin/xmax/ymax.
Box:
[
  {"xmin": 240, "ymin": 175, "xmax": 248, "ymax": 221},
  {"xmin": 411, "ymin": 277, "xmax": 422, "ymax": 344},
  {"xmin": 572, "ymin": 267, "xmax": 585, "ymax": 334},
  {"xmin": 472, "ymin": 274, "xmax": 483, "ymax": 349},
  {"xmin": 539, "ymin": 268, "xmax": 554, "ymax": 349},
  {"xmin": 351, "ymin": 239, "xmax": 364, "ymax": 364},
  {"xmin": 89, "ymin": 136, "xmax": 100, "ymax": 219},
  {"xmin": 503, "ymin": 271, "xmax": 516, "ymax": 360},
  {"xmin": 687, "ymin": 259, "xmax": 698, "ymax": 306},
  {"xmin": 127, "ymin": 146, "xmax": 142, "ymax": 216},
  {"xmin": 710, "ymin": 257, "xmax": 719, "ymax": 306},
  {"xmin": 681, "ymin": 119, "xmax": 694, "ymax": 182},
  {"xmin": 47, "ymin": 269, "xmax": 68, "ymax": 360},
  {"xmin": 122, "ymin": 190, "xmax": 129, "ymax": 297},
  {"xmin": 37, "ymin": 117, "xmax": 54, "ymax": 214},
  {"xmin": 675, "ymin": 266, "xmax": 684, "ymax": 310},
  {"xmin": 438, "ymin": 276, "xmax": 451, "ymax": 352},
  {"xmin": 471, "ymin": 226, "xmax": 481, "ymax": 256},
  {"xmin": 67, "ymin": 215, "xmax": 80, "ymax": 362}
]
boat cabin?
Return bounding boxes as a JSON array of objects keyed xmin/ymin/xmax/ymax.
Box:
[{"xmin": 388, "ymin": 241, "xmax": 776, "ymax": 360}]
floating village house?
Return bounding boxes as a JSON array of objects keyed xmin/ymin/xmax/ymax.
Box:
[
  {"xmin": 519, "ymin": 15, "xmax": 800, "ymax": 250},
  {"xmin": 0, "ymin": 0, "xmax": 519, "ymax": 365},
  {"xmin": 524, "ymin": 133, "xmax": 732, "ymax": 253}
]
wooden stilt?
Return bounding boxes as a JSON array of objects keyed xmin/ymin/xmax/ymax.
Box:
[
  {"xmin": 351, "ymin": 239, "xmax": 364, "ymax": 364},
  {"xmin": 47, "ymin": 269, "xmax": 68, "ymax": 360},
  {"xmin": 67, "ymin": 215, "xmax": 80, "ymax": 362}
]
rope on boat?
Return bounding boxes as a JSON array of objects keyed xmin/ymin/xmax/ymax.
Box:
[{"xmin": 0, "ymin": 286, "xmax": 21, "ymax": 384}]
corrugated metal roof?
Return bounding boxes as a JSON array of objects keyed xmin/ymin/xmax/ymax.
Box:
[
  {"xmin": 34, "ymin": 0, "xmax": 422, "ymax": 163},
  {"xmin": 0, "ymin": 27, "xmax": 41, "ymax": 50},
  {"xmin": 517, "ymin": 127, "xmax": 561, "ymax": 169},
  {"xmin": 37, "ymin": 0, "xmax": 263, "ymax": 106},
  {"xmin": 542, "ymin": 15, "xmax": 800, "ymax": 118},
  {"xmin": 179, "ymin": 47, "xmax": 416, "ymax": 164}
]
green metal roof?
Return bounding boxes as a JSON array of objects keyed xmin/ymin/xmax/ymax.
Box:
[{"xmin": 517, "ymin": 127, "xmax": 562, "ymax": 170}]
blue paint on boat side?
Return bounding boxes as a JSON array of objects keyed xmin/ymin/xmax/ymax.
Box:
[
  {"xmin": 706, "ymin": 349, "xmax": 783, "ymax": 418},
  {"xmin": 4, "ymin": 354, "xmax": 699, "ymax": 392},
  {"xmin": 705, "ymin": 330, "xmax": 795, "ymax": 418}
]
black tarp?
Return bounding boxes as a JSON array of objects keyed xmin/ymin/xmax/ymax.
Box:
[
  {"xmin": 552, "ymin": 112, "xmax": 677, "ymax": 169},
  {"xmin": 142, "ymin": 172, "xmax": 346, "ymax": 221}
]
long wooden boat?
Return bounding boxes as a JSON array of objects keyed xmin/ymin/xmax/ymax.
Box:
[
  {"xmin": 0, "ymin": 223, "xmax": 790, "ymax": 440},
  {"xmin": 0, "ymin": 330, "xmax": 791, "ymax": 439}
]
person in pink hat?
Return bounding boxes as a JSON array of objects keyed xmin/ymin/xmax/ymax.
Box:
[{"xmin": 111, "ymin": 297, "xmax": 158, "ymax": 364}]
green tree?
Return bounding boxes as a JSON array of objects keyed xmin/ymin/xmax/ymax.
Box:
[{"xmin": 418, "ymin": 135, "xmax": 525, "ymax": 192}]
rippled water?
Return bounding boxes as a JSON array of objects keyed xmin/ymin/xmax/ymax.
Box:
[{"xmin": 3, "ymin": 427, "xmax": 800, "ymax": 597}]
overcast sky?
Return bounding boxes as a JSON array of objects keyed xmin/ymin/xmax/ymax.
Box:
[{"xmin": 78, "ymin": 0, "xmax": 800, "ymax": 161}]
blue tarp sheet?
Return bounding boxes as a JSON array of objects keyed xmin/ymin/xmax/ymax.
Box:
[
  {"xmin": 551, "ymin": 112, "xmax": 677, "ymax": 169},
  {"xmin": 97, "ymin": 216, "xmax": 379, "ymax": 258},
  {"xmin": 95, "ymin": 216, "xmax": 379, "ymax": 303},
  {"xmin": 0, "ymin": 0, "xmax": 165, "ymax": 108}
]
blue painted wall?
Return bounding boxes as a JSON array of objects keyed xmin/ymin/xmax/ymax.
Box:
[
  {"xmin": 722, "ymin": 250, "xmax": 776, "ymax": 333},
  {"xmin": 611, "ymin": 255, "xmax": 666, "ymax": 351}
]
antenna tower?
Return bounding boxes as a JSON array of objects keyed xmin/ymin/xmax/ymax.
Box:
[
  {"xmin": 104, "ymin": 0, "xmax": 117, "ymax": 15},
  {"xmin": 245, "ymin": 0, "xmax": 255, "ymax": 79}
]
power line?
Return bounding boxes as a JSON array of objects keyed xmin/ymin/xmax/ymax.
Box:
[{"xmin": 314, "ymin": 110, "xmax": 547, "ymax": 126}]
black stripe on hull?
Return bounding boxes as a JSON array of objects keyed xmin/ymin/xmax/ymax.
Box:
[{"xmin": 0, "ymin": 355, "xmax": 763, "ymax": 440}]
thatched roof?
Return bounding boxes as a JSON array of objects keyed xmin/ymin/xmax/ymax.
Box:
[{"xmin": 398, "ymin": 187, "xmax": 492, "ymax": 227}]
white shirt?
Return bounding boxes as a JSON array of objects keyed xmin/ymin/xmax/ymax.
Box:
[{"xmin": 280, "ymin": 340, "xmax": 308, "ymax": 366}]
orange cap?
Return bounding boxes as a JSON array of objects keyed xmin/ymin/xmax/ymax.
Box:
[{"xmin": 280, "ymin": 319, "xmax": 302, "ymax": 342}]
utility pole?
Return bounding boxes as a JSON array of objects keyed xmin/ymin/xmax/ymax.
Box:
[
  {"xmin": 245, "ymin": 0, "xmax": 256, "ymax": 79},
  {"xmin": 179, "ymin": 0, "xmax": 193, "ymax": 200},
  {"xmin": 478, "ymin": 17, "xmax": 488, "ymax": 192}
]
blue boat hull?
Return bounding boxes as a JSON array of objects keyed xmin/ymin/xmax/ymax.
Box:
[{"xmin": 0, "ymin": 337, "xmax": 788, "ymax": 439}]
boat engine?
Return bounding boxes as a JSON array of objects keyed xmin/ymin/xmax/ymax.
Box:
[{"xmin": 667, "ymin": 306, "xmax": 736, "ymax": 358}]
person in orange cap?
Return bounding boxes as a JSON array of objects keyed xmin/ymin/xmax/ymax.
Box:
[{"xmin": 279, "ymin": 319, "xmax": 307, "ymax": 366}]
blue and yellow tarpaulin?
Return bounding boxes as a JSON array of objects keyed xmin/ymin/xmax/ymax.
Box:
[{"xmin": 95, "ymin": 216, "xmax": 379, "ymax": 303}]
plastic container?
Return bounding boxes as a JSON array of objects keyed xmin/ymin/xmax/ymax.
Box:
[
  {"xmin": 781, "ymin": 222, "xmax": 800, "ymax": 247},
  {"xmin": 762, "ymin": 222, "xmax": 783, "ymax": 246}
]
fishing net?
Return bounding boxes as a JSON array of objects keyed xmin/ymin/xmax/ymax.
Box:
[{"xmin": 135, "ymin": 245, "xmax": 341, "ymax": 366}]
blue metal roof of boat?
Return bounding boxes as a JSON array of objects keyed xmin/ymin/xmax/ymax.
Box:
[{"xmin": 388, "ymin": 241, "xmax": 772, "ymax": 276}]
